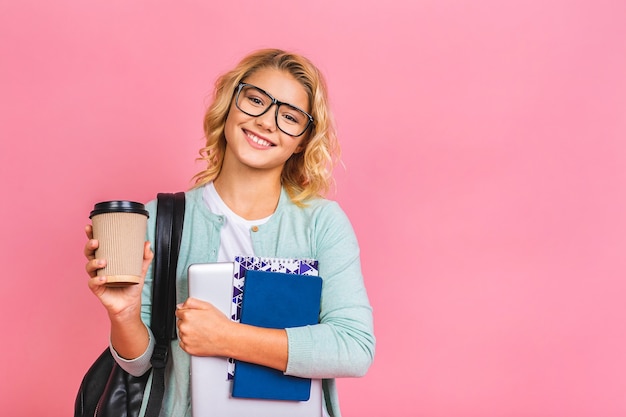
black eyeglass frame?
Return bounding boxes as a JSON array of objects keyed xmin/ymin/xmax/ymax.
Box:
[{"xmin": 234, "ymin": 82, "xmax": 314, "ymax": 137}]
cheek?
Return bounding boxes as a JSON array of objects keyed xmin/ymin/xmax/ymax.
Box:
[{"xmin": 223, "ymin": 111, "xmax": 237, "ymax": 142}]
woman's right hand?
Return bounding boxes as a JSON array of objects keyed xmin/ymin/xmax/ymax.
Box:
[{"xmin": 84, "ymin": 224, "xmax": 153, "ymax": 320}]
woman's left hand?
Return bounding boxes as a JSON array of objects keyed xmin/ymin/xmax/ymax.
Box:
[{"xmin": 175, "ymin": 297, "xmax": 235, "ymax": 357}]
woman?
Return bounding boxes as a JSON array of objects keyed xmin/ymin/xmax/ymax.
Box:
[{"xmin": 84, "ymin": 48, "xmax": 375, "ymax": 417}]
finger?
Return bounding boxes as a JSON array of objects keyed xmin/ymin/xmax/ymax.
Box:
[
  {"xmin": 182, "ymin": 297, "xmax": 213, "ymax": 310},
  {"xmin": 143, "ymin": 241, "xmax": 153, "ymax": 260},
  {"xmin": 176, "ymin": 312, "xmax": 188, "ymax": 339},
  {"xmin": 85, "ymin": 258, "xmax": 106, "ymax": 277},
  {"xmin": 139, "ymin": 243, "xmax": 154, "ymax": 277},
  {"xmin": 85, "ymin": 224, "xmax": 94, "ymax": 240},
  {"xmin": 175, "ymin": 302, "xmax": 191, "ymax": 320},
  {"xmin": 87, "ymin": 274, "xmax": 108, "ymax": 292},
  {"xmin": 84, "ymin": 238, "xmax": 99, "ymax": 260}
]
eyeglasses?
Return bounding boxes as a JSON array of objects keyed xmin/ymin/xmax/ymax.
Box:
[{"xmin": 234, "ymin": 82, "xmax": 314, "ymax": 137}]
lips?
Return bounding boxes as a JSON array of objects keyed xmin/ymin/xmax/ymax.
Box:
[{"xmin": 244, "ymin": 129, "xmax": 275, "ymax": 147}]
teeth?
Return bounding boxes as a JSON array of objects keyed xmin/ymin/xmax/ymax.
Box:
[{"xmin": 247, "ymin": 131, "xmax": 272, "ymax": 147}]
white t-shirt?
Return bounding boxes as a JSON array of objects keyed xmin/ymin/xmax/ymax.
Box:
[{"xmin": 202, "ymin": 182, "xmax": 272, "ymax": 262}]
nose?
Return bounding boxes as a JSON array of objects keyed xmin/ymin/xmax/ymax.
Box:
[{"xmin": 256, "ymin": 104, "xmax": 278, "ymax": 131}]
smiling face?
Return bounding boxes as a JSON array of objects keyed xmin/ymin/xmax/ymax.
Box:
[{"xmin": 222, "ymin": 67, "xmax": 310, "ymax": 176}]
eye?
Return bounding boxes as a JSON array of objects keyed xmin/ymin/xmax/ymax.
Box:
[
  {"xmin": 246, "ymin": 93, "xmax": 265, "ymax": 107},
  {"xmin": 279, "ymin": 106, "xmax": 304, "ymax": 125},
  {"xmin": 282, "ymin": 113, "xmax": 298, "ymax": 124},
  {"xmin": 242, "ymin": 87, "xmax": 268, "ymax": 108}
]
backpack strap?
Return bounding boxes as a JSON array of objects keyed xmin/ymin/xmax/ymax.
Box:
[{"xmin": 145, "ymin": 192, "xmax": 186, "ymax": 417}]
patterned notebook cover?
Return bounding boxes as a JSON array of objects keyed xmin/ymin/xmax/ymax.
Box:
[{"xmin": 228, "ymin": 256, "xmax": 319, "ymax": 379}]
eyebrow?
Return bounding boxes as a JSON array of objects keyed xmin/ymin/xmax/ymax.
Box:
[{"xmin": 241, "ymin": 82, "xmax": 310, "ymax": 113}]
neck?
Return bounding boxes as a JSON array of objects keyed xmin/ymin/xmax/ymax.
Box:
[{"xmin": 213, "ymin": 160, "xmax": 283, "ymax": 221}]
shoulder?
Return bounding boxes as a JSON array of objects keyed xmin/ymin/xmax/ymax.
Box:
[
  {"xmin": 281, "ymin": 192, "xmax": 356, "ymax": 240},
  {"xmin": 144, "ymin": 187, "xmax": 207, "ymax": 230},
  {"xmin": 144, "ymin": 187, "xmax": 204, "ymax": 212},
  {"xmin": 280, "ymin": 191, "xmax": 347, "ymax": 220}
]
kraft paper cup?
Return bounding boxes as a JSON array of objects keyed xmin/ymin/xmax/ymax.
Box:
[{"xmin": 90, "ymin": 200, "xmax": 149, "ymax": 287}]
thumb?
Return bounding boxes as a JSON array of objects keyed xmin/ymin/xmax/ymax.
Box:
[{"xmin": 180, "ymin": 297, "xmax": 212, "ymax": 310}]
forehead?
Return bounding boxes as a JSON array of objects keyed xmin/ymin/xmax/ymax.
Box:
[{"xmin": 243, "ymin": 68, "xmax": 310, "ymax": 112}]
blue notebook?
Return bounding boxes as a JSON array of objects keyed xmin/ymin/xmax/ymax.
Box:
[
  {"xmin": 231, "ymin": 269, "xmax": 323, "ymax": 401},
  {"xmin": 228, "ymin": 256, "xmax": 319, "ymax": 379}
]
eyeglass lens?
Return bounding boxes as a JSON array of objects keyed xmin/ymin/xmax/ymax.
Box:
[{"xmin": 237, "ymin": 85, "xmax": 310, "ymax": 137}]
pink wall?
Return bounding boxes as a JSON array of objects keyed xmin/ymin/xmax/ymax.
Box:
[{"xmin": 1, "ymin": 1, "xmax": 625, "ymax": 416}]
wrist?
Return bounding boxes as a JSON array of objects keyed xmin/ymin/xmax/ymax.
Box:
[
  {"xmin": 108, "ymin": 304, "xmax": 142, "ymax": 325},
  {"xmin": 216, "ymin": 320, "xmax": 241, "ymax": 358}
]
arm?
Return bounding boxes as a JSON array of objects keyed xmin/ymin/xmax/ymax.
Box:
[
  {"xmin": 285, "ymin": 202, "xmax": 376, "ymax": 378},
  {"xmin": 176, "ymin": 297, "xmax": 289, "ymax": 371},
  {"xmin": 84, "ymin": 225, "xmax": 154, "ymax": 375}
]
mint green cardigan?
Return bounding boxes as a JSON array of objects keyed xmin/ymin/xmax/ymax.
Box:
[{"xmin": 114, "ymin": 186, "xmax": 375, "ymax": 417}]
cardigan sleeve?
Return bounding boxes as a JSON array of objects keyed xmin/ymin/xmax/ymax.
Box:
[
  {"xmin": 284, "ymin": 202, "xmax": 375, "ymax": 378},
  {"xmin": 109, "ymin": 325, "xmax": 155, "ymax": 377}
]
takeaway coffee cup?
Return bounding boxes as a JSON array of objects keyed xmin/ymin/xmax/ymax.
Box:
[{"xmin": 89, "ymin": 200, "xmax": 149, "ymax": 286}]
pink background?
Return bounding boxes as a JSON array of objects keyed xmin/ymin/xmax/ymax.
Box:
[{"xmin": 1, "ymin": 1, "xmax": 625, "ymax": 416}]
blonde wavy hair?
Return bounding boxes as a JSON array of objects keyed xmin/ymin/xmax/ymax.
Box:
[{"xmin": 192, "ymin": 49, "xmax": 340, "ymax": 206}]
